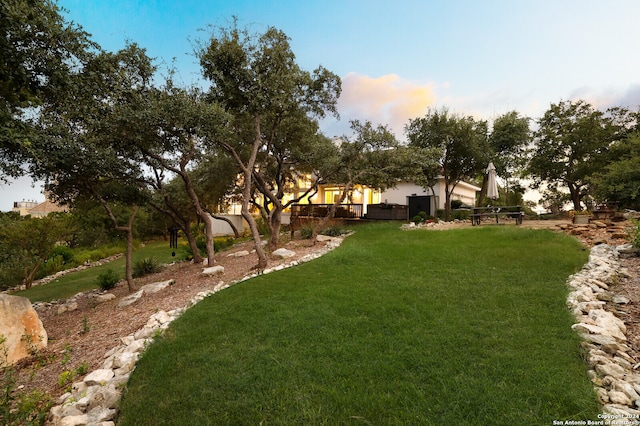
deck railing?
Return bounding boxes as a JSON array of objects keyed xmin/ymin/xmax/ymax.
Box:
[{"xmin": 290, "ymin": 203, "xmax": 363, "ymax": 219}]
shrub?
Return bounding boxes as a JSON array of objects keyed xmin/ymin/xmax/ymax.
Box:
[
  {"xmin": 50, "ymin": 245, "xmax": 75, "ymax": 265},
  {"xmin": 96, "ymin": 269, "xmax": 119, "ymax": 291},
  {"xmin": 299, "ymin": 226, "xmax": 313, "ymax": 239},
  {"xmin": 133, "ymin": 257, "xmax": 162, "ymax": 278},
  {"xmin": 214, "ymin": 237, "xmax": 235, "ymax": 252},
  {"xmin": 413, "ymin": 215, "xmax": 423, "ymax": 225},
  {"xmin": 320, "ymin": 225, "xmax": 347, "ymax": 237}
]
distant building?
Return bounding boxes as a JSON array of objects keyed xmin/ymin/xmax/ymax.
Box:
[
  {"xmin": 12, "ymin": 193, "xmax": 66, "ymax": 217},
  {"xmin": 12, "ymin": 200, "xmax": 40, "ymax": 216}
]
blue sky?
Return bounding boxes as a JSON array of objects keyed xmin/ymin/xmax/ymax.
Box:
[{"xmin": 3, "ymin": 0, "xmax": 640, "ymax": 210}]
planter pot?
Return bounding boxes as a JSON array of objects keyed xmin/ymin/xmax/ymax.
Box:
[{"xmin": 573, "ymin": 215, "xmax": 590, "ymax": 224}]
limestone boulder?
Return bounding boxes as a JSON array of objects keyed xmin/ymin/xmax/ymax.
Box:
[
  {"xmin": 0, "ymin": 294, "xmax": 47, "ymax": 365},
  {"xmin": 272, "ymin": 248, "xmax": 295, "ymax": 258}
]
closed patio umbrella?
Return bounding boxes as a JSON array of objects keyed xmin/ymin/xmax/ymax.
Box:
[{"xmin": 486, "ymin": 162, "xmax": 499, "ymax": 201}]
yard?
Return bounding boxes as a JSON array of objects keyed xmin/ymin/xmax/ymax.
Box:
[{"xmin": 116, "ymin": 222, "xmax": 598, "ymax": 425}]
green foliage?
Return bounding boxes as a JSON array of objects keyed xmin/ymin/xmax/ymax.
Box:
[
  {"xmin": 81, "ymin": 317, "xmax": 90, "ymax": 334},
  {"xmin": 76, "ymin": 362, "xmax": 89, "ymax": 376},
  {"xmin": 319, "ymin": 225, "xmax": 347, "ymax": 237},
  {"xmin": 590, "ymin": 132, "xmax": 640, "ymax": 210},
  {"xmin": 72, "ymin": 244, "xmax": 125, "ymax": 265},
  {"xmin": 0, "ymin": 214, "xmax": 74, "ymax": 289},
  {"xmin": 96, "ymin": 269, "xmax": 119, "ymax": 291},
  {"xmin": 528, "ymin": 100, "xmax": 635, "ymax": 210},
  {"xmin": 57, "ymin": 370, "xmax": 75, "ymax": 389},
  {"xmin": 299, "ymin": 225, "xmax": 314, "ymax": 239},
  {"xmin": 451, "ymin": 209, "xmax": 470, "ymax": 221},
  {"xmin": 406, "ymin": 108, "xmax": 490, "ymax": 221},
  {"xmin": 133, "ymin": 257, "xmax": 163, "ymax": 278},
  {"xmin": 412, "ymin": 211, "xmax": 429, "ymax": 225}
]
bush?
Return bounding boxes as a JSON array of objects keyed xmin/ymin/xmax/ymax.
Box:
[
  {"xmin": 413, "ymin": 215, "xmax": 423, "ymax": 225},
  {"xmin": 320, "ymin": 225, "xmax": 347, "ymax": 237},
  {"xmin": 50, "ymin": 245, "xmax": 75, "ymax": 265},
  {"xmin": 133, "ymin": 257, "xmax": 162, "ymax": 278},
  {"xmin": 96, "ymin": 269, "xmax": 119, "ymax": 291},
  {"xmin": 299, "ymin": 226, "xmax": 313, "ymax": 239},
  {"xmin": 451, "ymin": 200, "xmax": 464, "ymax": 209}
]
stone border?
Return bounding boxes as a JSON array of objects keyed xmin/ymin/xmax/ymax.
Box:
[
  {"xmin": 47, "ymin": 235, "xmax": 346, "ymax": 425},
  {"xmin": 567, "ymin": 243, "xmax": 640, "ymax": 421}
]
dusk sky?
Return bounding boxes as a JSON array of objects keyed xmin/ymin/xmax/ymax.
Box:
[{"xmin": 3, "ymin": 0, "xmax": 640, "ymax": 211}]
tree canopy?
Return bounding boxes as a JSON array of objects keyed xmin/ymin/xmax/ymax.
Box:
[
  {"xmin": 0, "ymin": 0, "xmax": 94, "ymax": 180},
  {"xmin": 528, "ymin": 100, "xmax": 635, "ymax": 210},
  {"xmin": 406, "ymin": 108, "xmax": 489, "ymax": 220}
]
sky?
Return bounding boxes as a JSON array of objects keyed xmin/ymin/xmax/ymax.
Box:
[{"xmin": 3, "ymin": 0, "xmax": 640, "ymax": 211}]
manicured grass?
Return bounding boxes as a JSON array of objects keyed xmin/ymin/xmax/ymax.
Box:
[
  {"xmin": 118, "ymin": 223, "xmax": 598, "ymax": 425},
  {"xmin": 14, "ymin": 240, "xmax": 183, "ymax": 303}
]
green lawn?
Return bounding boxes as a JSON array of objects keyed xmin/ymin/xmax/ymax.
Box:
[
  {"xmin": 14, "ymin": 240, "xmax": 182, "ymax": 303},
  {"xmin": 117, "ymin": 222, "xmax": 598, "ymax": 425}
]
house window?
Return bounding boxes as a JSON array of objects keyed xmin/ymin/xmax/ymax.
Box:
[{"xmin": 324, "ymin": 188, "xmax": 342, "ymax": 204}]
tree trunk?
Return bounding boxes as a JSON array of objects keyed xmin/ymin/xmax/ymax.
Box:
[
  {"xmin": 180, "ymin": 223, "xmax": 203, "ymax": 263},
  {"xmin": 268, "ymin": 206, "xmax": 282, "ymax": 251},
  {"xmin": 444, "ymin": 181, "xmax": 452, "ymax": 221},
  {"xmin": 477, "ymin": 174, "xmax": 488, "ymax": 207},
  {"xmin": 24, "ymin": 262, "xmax": 41, "ymax": 289},
  {"xmin": 242, "ymin": 117, "xmax": 268, "ymax": 269},
  {"xmin": 568, "ymin": 184, "xmax": 582, "ymax": 210},
  {"xmin": 123, "ymin": 209, "xmax": 136, "ymax": 291},
  {"xmin": 96, "ymin": 194, "xmax": 138, "ymax": 292},
  {"xmin": 180, "ymin": 168, "xmax": 215, "ymax": 265}
]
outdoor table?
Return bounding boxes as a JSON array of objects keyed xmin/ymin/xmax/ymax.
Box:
[{"xmin": 470, "ymin": 206, "xmax": 524, "ymax": 226}]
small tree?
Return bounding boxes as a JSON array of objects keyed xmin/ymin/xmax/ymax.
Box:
[{"xmin": 0, "ymin": 214, "xmax": 72, "ymax": 289}]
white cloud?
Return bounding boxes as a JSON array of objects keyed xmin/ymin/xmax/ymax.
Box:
[{"xmin": 330, "ymin": 73, "xmax": 436, "ymax": 138}]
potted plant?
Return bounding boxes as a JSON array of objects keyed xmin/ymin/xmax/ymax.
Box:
[{"xmin": 569, "ymin": 210, "xmax": 592, "ymax": 224}]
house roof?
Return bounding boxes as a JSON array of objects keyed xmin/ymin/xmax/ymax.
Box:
[{"xmin": 27, "ymin": 200, "xmax": 67, "ymax": 216}]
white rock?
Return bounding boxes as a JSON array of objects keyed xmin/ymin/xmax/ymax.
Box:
[
  {"xmin": 125, "ymin": 339, "xmax": 146, "ymax": 354},
  {"xmin": 88, "ymin": 385, "xmax": 121, "ymax": 410},
  {"xmin": 272, "ymin": 248, "xmax": 295, "ymax": 258},
  {"xmin": 112, "ymin": 351, "xmax": 137, "ymax": 369},
  {"xmin": 149, "ymin": 310, "xmax": 172, "ymax": 325},
  {"xmin": 87, "ymin": 406, "xmax": 117, "ymax": 423},
  {"xmin": 59, "ymin": 414, "xmax": 89, "ymax": 426},
  {"xmin": 227, "ymin": 250, "xmax": 250, "ymax": 257},
  {"xmin": 596, "ymin": 361, "xmax": 627, "ymax": 379},
  {"xmin": 140, "ymin": 279, "xmax": 175, "ymax": 294},
  {"xmin": 84, "ymin": 369, "xmax": 114, "ymax": 386},
  {"xmin": 96, "ymin": 293, "xmax": 116, "ymax": 303},
  {"xmin": 615, "ymin": 380, "xmax": 640, "ymax": 401},
  {"xmin": 134, "ymin": 327, "xmax": 155, "ymax": 340},
  {"xmin": 609, "ymin": 390, "xmax": 633, "ymax": 406},
  {"xmin": 203, "ymin": 265, "xmax": 225, "ymax": 276},
  {"xmin": 117, "ymin": 290, "xmax": 143, "ymax": 308}
]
